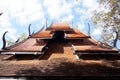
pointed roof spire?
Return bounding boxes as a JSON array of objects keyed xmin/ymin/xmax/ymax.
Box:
[
  {"xmin": 2, "ymin": 31, "xmax": 8, "ymax": 50},
  {"xmin": 71, "ymin": 21, "xmax": 73, "ymax": 28},
  {"xmin": 46, "ymin": 18, "xmax": 48, "ymax": 29},
  {"xmin": 0, "ymin": 13, "xmax": 3, "ymax": 16},
  {"xmin": 88, "ymin": 23, "xmax": 90, "ymax": 35},
  {"xmin": 28, "ymin": 24, "xmax": 31, "ymax": 37}
]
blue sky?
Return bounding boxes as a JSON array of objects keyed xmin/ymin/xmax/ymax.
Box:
[{"xmin": 0, "ymin": 0, "xmax": 120, "ymax": 49}]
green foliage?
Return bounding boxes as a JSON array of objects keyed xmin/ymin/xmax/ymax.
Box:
[
  {"xmin": 92, "ymin": 0, "xmax": 120, "ymax": 48},
  {"xmin": 7, "ymin": 39, "xmax": 15, "ymax": 46},
  {"xmin": 19, "ymin": 33, "xmax": 27, "ymax": 41},
  {"xmin": 7, "ymin": 33, "xmax": 27, "ymax": 46}
]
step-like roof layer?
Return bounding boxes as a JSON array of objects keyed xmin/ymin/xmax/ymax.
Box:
[
  {"xmin": 1, "ymin": 38, "xmax": 46, "ymax": 52},
  {"xmin": 71, "ymin": 38, "xmax": 118, "ymax": 52},
  {"xmin": 46, "ymin": 22, "xmax": 73, "ymax": 31},
  {"xmin": 31, "ymin": 22, "xmax": 89, "ymax": 39},
  {"xmin": 31, "ymin": 27, "xmax": 53, "ymax": 38},
  {"xmin": 0, "ymin": 22, "xmax": 118, "ymax": 54},
  {"xmin": 65, "ymin": 28, "xmax": 90, "ymax": 39}
]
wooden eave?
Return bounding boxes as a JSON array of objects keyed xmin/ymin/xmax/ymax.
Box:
[{"xmin": 74, "ymin": 45, "xmax": 118, "ymax": 52}]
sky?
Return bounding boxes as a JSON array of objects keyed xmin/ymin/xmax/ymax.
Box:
[{"xmin": 0, "ymin": 0, "xmax": 120, "ymax": 49}]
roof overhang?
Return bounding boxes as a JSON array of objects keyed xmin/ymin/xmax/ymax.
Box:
[
  {"xmin": 0, "ymin": 38, "xmax": 48, "ymax": 54},
  {"xmin": 46, "ymin": 28, "xmax": 73, "ymax": 31},
  {"xmin": 65, "ymin": 36, "xmax": 91, "ymax": 39},
  {"xmin": 75, "ymin": 50, "xmax": 118, "ymax": 53},
  {"xmin": 31, "ymin": 37, "xmax": 53, "ymax": 39},
  {"xmin": 71, "ymin": 44, "xmax": 118, "ymax": 53},
  {"xmin": 1, "ymin": 51, "xmax": 44, "ymax": 54}
]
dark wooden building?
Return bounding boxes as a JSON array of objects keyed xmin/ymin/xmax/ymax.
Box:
[{"xmin": 0, "ymin": 22, "xmax": 118, "ymax": 60}]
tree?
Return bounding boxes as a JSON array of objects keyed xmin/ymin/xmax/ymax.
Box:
[
  {"xmin": 7, "ymin": 33, "xmax": 27, "ymax": 46},
  {"xmin": 18, "ymin": 33, "xmax": 27, "ymax": 41},
  {"xmin": 7, "ymin": 38, "xmax": 15, "ymax": 46},
  {"xmin": 92, "ymin": 0, "xmax": 120, "ymax": 48}
]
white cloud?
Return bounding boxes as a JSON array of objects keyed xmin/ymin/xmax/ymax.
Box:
[
  {"xmin": 0, "ymin": 0, "xmax": 45, "ymax": 29},
  {"xmin": 61, "ymin": 14, "xmax": 74, "ymax": 22},
  {"xmin": 0, "ymin": 0, "xmax": 45, "ymax": 48},
  {"xmin": 82, "ymin": 0, "xmax": 98, "ymax": 9},
  {"xmin": 43, "ymin": 0, "xmax": 74, "ymax": 20},
  {"xmin": 0, "ymin": 13, "xmax": 11, "ymax": 28},
  {"xmin": 43, "ymin": 0, "xmax": 62, "ymax": 19},
  {"xmin": 92, "ymin": 28, "xmax": 101, "ymax": 36},
  {"xmin": 0, "ymin": 12, "xmax": 17, "ymax": 40},
  {"xmin": 0, "ymin": 0, "xmax": 101, "ymax": 48},
  {"xmin": 0, "ymin": 0, "xmax": 45, "ymax": 25},
  {"xmin": 74, "ymin": 0, "xmax": 99, "ymax": 22},
  {"xmin": 78, "ymin": 23, "xmax": 85, "ymax": 31}
]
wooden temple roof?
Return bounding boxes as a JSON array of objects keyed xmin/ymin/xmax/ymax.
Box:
[
  {"xmin": 71, "ymin": 38, "xmax": 118, "ymax": 52},
  {"xmin": 0, "ymin": 22, "xmax": 118, "ymax": 54},
  {"xmin": 46, "ymin": 22, "xmax": 73, "ymax": 31},
  {"xmin": 1, "ymin": 38, "xmax": 46, "ymax": 52},
  {"xmin": 65, "ymin": 28, "xmax": 90, "ymax": 39},
  {"xmin": 31, "ymin": 23, "xmax": 89, "ymax": 39},
  {"xmin": 31, "ymin": 27, "xmax": 53, "ymax": 38},
  {"xmin": 74, "ymin": 45, "xmax": 117, "ymax": 52}
]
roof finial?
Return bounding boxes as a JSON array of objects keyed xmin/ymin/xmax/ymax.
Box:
[
  {"xmin": 88, "ymin": 23, "xmax": 90, "ymax": 35},
  {"xmin": 71, "ymin": 21, "xmax": 73, "ymax": 28},
  {"xmin": 15, "ymin": 38, "xmax": 20, "ymax": 43},
  {"xmin": 28, "ymin": 24, "xmax": 31, "ymax": 37},
  {"xmin": 2, "ymin": 31, "xmax": 8, "ymax": 50},
  {"xmin": 0, "ymin": 13, "xmax": 3, "ymax": 16},
  {"xmin": 60, "ymin": 19, "xmax": 62, "ymax": 22},
  {"xmin": 32, "ymin": 31, "xmax": 35, "ymax": 35},
  {"xmin": 46, "ymin": 18, "xmax": 48, "ymax": 29}
]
